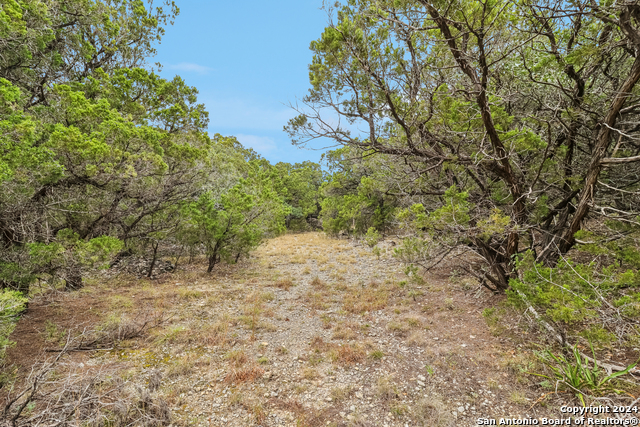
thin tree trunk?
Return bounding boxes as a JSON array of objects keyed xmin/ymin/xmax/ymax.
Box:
[{"xmin": 147, "ymin": 241, "xmax": 159, "ymax": 278}]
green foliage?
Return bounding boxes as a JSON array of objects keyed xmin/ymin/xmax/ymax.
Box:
[
  {"xmin": 320, "ymin": 147, "xmax": 398, "ymax": 236},
  {"xmin": 364, "ymin": 227, "xmax": 381, "ymax": 247},
  {"xmin": 0, "ymin": 290, "xmax": 28, "ymax": 363},
  {"xmin": 180, "ymin": 160, "xmax": 288, "ymax": 272},
  {"xmin": 508, "ymin": 252, "xmax": 638, "ymax": 328},
  {"xmin": 272, "ymin": 161, "xmax": 324, "ymax": 230},
  {"xmin": 533, "ymin": 344, "xmax": 637, "ymax": 405}
]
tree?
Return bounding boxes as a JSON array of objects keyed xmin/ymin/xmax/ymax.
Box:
[
  {"xmin": 180, "ymin": 157, "xmax": 288, "ymax": 273},
  {"xmin": 273, "ymin": 161, "xmax": 325, "ymax": 229},
  {"xmin": 320, "ymin": 146, "xmax": 398, "ymax": 235},
  {"xmin": 287, "ymin": 0, "xmax": 640, "ymax": 292},
  {"xmin": 0, "ymin": 0, "xmax": 215, "ymax": 291}
]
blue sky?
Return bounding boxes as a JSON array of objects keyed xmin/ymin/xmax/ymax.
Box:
[{"xmin": 153, "ymin": 0, "xmax": 332, "ymax": 164}]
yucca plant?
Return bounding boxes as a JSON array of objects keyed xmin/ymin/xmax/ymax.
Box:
[{"xmin": 532, "ymin": 343, "xmax": 637, "ymax": 406}]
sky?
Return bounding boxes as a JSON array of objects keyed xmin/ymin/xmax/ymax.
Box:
[{"xmin": 152, "ymin": 0, "xmax": 333, "ymax": 165}]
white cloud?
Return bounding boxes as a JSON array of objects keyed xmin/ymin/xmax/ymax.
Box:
[
  {"xmin": 236, "ymin": 134, "xmax": 277, "ymax": 154},
  {"xmin": 166, "ymin": 62, "xmax": 213, "ymax": 75}
]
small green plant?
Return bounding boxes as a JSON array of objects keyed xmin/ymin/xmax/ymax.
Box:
[
  {"xmin": 444, "ymin": 298, "xmax": 454, "ymax": 310},
  {"xmin": 532, "ymin": 344, "xmax": 637, "ymax": 405},
  {"xmin": 257, "ymin": 356, "xmax": 269, "ymax": 365},
  {"xmin": 369, "ymin": 350, "xmax": 384, "ymax": 360},
  {"xmin": 424, "ymin": 364, "xmax": 434, "ymax": 376},
  {"xmin": 372, "ymin": 246, "xmax": 382, "ymax": 259},
  {"xmin": 364, "ymin": 227, "xmax": 381, "ymax": 248}
]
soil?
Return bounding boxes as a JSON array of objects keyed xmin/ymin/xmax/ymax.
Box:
[{"xmin": 4, "ymin": 233, "xmax": 597, "ymax": 426}]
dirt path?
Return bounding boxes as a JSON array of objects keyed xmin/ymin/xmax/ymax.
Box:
[{"xmin": 8, "ymin": 232, "xmax": 558, "ymax": 426}]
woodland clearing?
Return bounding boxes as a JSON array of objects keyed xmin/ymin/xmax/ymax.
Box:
[{"xmin": 6, "ymin": 232, "xmax": 630, "ymax": 427}]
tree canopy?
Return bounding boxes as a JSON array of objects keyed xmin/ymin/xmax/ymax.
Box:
[{"xmin": 288, "ymin": 0, "xmax": 640, "ymax": 292}]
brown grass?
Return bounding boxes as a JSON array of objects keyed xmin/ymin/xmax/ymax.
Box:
[
  {"xmin": 332, "ymin": 343, "xmax": 366, "ymax": 366},
  {"xmin": 274, "ymin": 278, "xmax": 294, "ymax": 291},
  {"xmin": 224, "ymin": 364, "xmax": 265, "ymax": 384},
  {"xmin": 310, "ymin": 276, "xmax": 327, "ymax": 289},
  {"xmin": 343, "ymin": 286, "xmax": 389, "ymax": 314}
]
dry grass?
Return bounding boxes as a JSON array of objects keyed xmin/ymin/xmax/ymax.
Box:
[
  {"xmin": 224, "ymin": 364, "xmax": 265, "ymax": 384},
  {"xmin": 224, "ymin": 349, "xmax": 248, "ymax": 367},
  {"xmin": 406, "ymin": 330, "xmax": 428, "ymax": 347},
  {"xmin": 304, "ymin": 291, "xmax": 329, "ymax": 310},
  {"xmin": 330, "ymin": 343, "xmax": 366, "ymax": 366},
  {"xmin": 411, "ymin": 395, "xmax": 451, "ymax": 426},
  {"xmin": 331, "ymin": 321, "xmax": 360, "ymax": 341},
  {"xmin": 310, "ymin": 276, "xmax": 327, "ymax": 289},
  {"xmin": 343, "ymin": 286, "xmax": 389, "ymax": 314},
  {"xmin": 330, "ymin": 385, "xmax": 354, "ymax": 402},
  {"xmin": 274, "ymin": 278, "xmax": 294, "ymax": 291},
  {"xmin": 375, "ymin": 375, "xmax": 399, "ymax": 401}
]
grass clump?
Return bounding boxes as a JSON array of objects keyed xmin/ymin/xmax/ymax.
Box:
[
  {"xmin": 342, "ymin": 286, "xmax": 389, "ymax": 314},
  {"xmin": 274, "ymin": 278, "xmax": 294, "ymax": 291},
  {"xmin": 369, "ymin": 350, "xmax": 384, "ymax": 360}
]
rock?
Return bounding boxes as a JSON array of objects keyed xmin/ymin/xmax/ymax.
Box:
[{"xmin": 417, "ymin": 375, "xmax": 426, "ymax": 381}]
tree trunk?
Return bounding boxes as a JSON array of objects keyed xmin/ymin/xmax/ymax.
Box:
[
  {"xmin": 64, "ymin": 265, "xmax": 83, "ymax": 291},
  {"xmin": 147, "ymin": 241, "xmax": 159, "ymax": 278},
  {"xmin": 558, "ymin": 55, "xmax": 640, "ymax": 255}
]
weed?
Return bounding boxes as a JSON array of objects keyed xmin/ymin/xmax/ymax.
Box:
[
  {"xmin": 386, "ymin": 321, "xmax": 410, "ymax": 337},
  {"xmin": 391, "ymin": 401, "xmax": 409, "ymax": 416},
  {"xmin": 310, "ymin": 276, "xmax": 326, "ymax": 289},
  {"xmin": 332, "ymin": 323, "xmax": 358, "ymax": 340},
  {"xmin": 369, "ymin": 350, "xmax": 384, "ymax": 360},
  {"xmin": 444, "ymin": 297, "xmax": 455, "ymax": 310},
  {"xmin": 510, "ymin": 391, "xmax": 528, "ymax": 405},
  {"xmin": 331, "ymin": 344, "xmax": 366, "ymax": 366},
  {"xmin": 406, "ymin": 331, "xmax": 427, "ymax": 347},
  {"xmin": 308, "ymin": 353, "xmax": 324, "ymax": 366},
  {"xmin": 301, "ymin": 367, "xmax": 318, "ymax": 380},
  {"xmin": 108, "ymin": 294, "xmax": 133, "ymax": 309},
  {"xmin": 331, "ymin": 385, "xmax": 354, "ymax": 402},
  {"xmin": 305, "ymin": 291, "xmax": 328, "ymax": 310},
  {"xmin": 43, "ymin": 321, "xmax": 65, "ymax": 344},
  {"xmin": 257, "ymin": 356, "xmax": 269, "ymax": 365},
  {"xmin": 154, "ymin": 325, "xmax": 187, "ymax": 344}
]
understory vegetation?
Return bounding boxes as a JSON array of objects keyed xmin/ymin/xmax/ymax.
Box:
[{"xmin": 2, "ymin": 0, "xmax": 640, "ymax": 423}]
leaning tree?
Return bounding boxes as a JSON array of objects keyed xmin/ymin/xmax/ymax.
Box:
[{"xmin": 287, "ymin": 0, "xmax": 640, "ymax": 293}]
